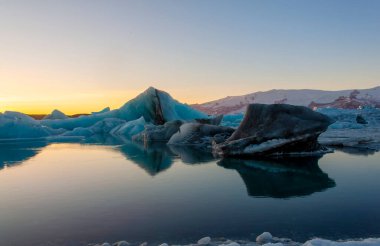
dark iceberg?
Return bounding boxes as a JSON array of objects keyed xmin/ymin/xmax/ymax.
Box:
[{"xmin": 214, "ymin": 104, "xmax": 334, "ymax": 157}]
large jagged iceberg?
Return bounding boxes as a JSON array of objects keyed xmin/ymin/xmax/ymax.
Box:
[
  {"xmin": 0, "ymin": 87, "xmax": 208, "ymax": 140},
  {"xmin": 41, "ymin": 87, "xmax": 207, "ymax": 130}
]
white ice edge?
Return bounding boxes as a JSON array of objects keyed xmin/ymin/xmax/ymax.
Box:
[{"xmin": 91, "ymin": 232, "xmax": 380, "ymax": 246}]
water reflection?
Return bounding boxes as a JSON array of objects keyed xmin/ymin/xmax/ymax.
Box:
[
  {"xmin": 0, "ymin": 140, "xmax": 48, "ymax": 169},
  {"xmin": 83, "ymin": 134, "xmax": 127, "ymax": 145},
  {"xmin": 218, "ymin": 157, "xmax": 336, "ymax": 198},
  {"xmin": 334, "ymin": 147, "xmax": 377, "ymax": 156},
  {"xmin": 168, "ymin": 145, "xmax": 215, "ymax": 164},
  {"xmin": 117, "ymin": 141, "xmax": 176, "ymax": 176},
  {"xmin": 0, "ymin": 139, "xmax": 336, "ymax": 198}
]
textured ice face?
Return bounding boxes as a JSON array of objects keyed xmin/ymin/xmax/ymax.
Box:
[
  {"xmin": 0, "ymin": 111, "xmax": 59, "ymax": 139},
  {"xmin": 91, "ymin": 107, "xmax": 110, "ymax": 115},
  {"xmin": 214, "ymin": 104, "xmax": 334, "ymax": 157},
  {"xmin": 220, "ymin": 113, "xmax": 244, "ymax": 128},
  {"xmin": 132, "ymin": 120, "xmax": 184, "ymax": 143},
  {"xmin": 62, "ymin": 118, "xmax": 126, "ymax": 137},
  {"xmin": 168, "ymin": 123, "xmax": 235, "ymax": 150},
  {"xmin": 110, "ymin": 117, "xmax": 148, "ymax": 138}
]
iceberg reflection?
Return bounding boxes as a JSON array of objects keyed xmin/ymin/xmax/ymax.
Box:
[
  {"xmin": 0, "ymin": 138, "xmax": 336, "ymax": 200},
  {"xmin": 168, "ymin": 145, "xmax": 215, "ymax": 164},
  {"xmin": 0, "ymin": 140, "xmax": 48, "ymax": 169},
  {"xmin": 218, "ymin": 157, "xmax": 336, "ymax": 198},
  {"xmin": 117, "ymin": 141, "xmax": 176, "ymax": 176}
]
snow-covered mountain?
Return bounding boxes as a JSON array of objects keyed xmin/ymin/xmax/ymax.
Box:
[{"xmin": 192, "ymin": 87, "xmax": 380, "ymax": 115}]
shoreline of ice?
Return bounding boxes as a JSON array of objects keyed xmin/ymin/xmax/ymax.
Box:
[{"xmin": 91, "ymin": 232, "xmax": 380, "ymax": 246}]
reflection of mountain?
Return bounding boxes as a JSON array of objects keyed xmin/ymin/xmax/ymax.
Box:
[
  {"xmin": 117, "ymin": 141, "xmax": 176, "ymax": 176},
  {"xmin": 0, "ymin": 140, "xmax": 48, "ymax": 170},
  {"xmin": 218, "ymin": 157, "xmax": 336, "ymax": 198}
]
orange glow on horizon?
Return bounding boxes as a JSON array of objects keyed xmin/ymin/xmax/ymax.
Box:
[
  {"xmin": 0, "ymin": 88, "xmax": 218, "ymax": 115},
  {"xmin": 2, "ymin": 83, "xmax": 380, "ymax": 115}
]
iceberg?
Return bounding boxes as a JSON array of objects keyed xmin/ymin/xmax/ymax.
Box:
[
  {"xmin": 91, "ymin": 107, "xmax": 110, "ymax": 115},
  {"xmin": 41, "ymin": 87, "xmax": 207, "ymax": 130},
  {"xmin": 62, "ymin": 118, "xmax": 126, "ymax": 137},
  {"xmin": 93, "ymin": 233, "xmax": 380, "ymax": 246},
  {"xmin": 318, "ymin": 107, "xmax": 380, "ymax": 150},
  {"xmin": 110, "ymin": 117, "xmax": 148, "ymax": 138},
  {"xmin": 303, "ymin": 238, "xmax": 380, "ymax": 246},
  {"xmin": 43, "ymin": 109, "xmax": 68, "ymax": 120},
  {"xmin": 221, "ymin": 113, "xmax": 244, "ymax": 128},
  {"xmin": 168, "ymin": 123, "xmax": 235, "ymax": 150},
  {"xmin": 132, "ymin": 120, "xmax": 183, "ymax": 143},
  {"xmin": 214, "ymin": 104, "xmax": 333, "ymax": 157},
  {"xmin": 0, "ymin": 111, "xmax": 62, "ymax": 139}
]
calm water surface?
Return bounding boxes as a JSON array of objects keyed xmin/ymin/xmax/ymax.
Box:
[{"xmin": 0, "ymin": 139, "xmax": 379, "ymax": 246}]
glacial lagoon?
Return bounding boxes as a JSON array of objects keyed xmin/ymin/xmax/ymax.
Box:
[{"xmin": 0, "ymin": 139, "xmax": 380, "ymax": 246}]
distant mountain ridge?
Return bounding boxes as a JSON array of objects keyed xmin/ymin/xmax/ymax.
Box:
[{"xmin": 192, "ymin": 86, "xmax": 380, "ymax": 115}]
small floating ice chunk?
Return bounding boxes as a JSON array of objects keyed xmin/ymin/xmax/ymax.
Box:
[
  {"xmin": 303, "ymin": 238, "xmax": 380, "ymax": 246},
  {"xmin": 198, "ymin": 236, "xmax": 211, "ymax": 245},
  {"xmin": 101, "ymin": 243, "xmax": 112, "ymax": 246},
  {"xmin": 262, "ymin": 243, "xmax": 283, "ymax": 246},
  {"xmin": 114, "ymin": 241, "xmax": 130, "ymax": 246},
  {"xmin": 256, "ymin": 232, "xmax": 273, "ymax": 244},
  {"xmin": 159, "ymin": 243, "xmax": 169, "ymax": 246}
]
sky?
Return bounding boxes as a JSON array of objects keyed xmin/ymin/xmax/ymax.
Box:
[{"xmin": 0, "ymin": 0, "xmax": 379, "ymax": 114}]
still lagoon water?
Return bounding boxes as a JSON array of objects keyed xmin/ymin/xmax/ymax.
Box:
[{"xmin": 0, "ymin": 138, "xmax": 379, "ymax": 246}]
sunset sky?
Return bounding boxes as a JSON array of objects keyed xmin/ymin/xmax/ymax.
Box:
[{"xmin": 1, "ymin": 0, "xmax": 379, "ymax": 114}]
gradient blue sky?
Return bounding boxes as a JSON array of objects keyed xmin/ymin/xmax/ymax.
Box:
[{"xmin": 0, "ymin": 0, "xmax": 379, "ymax": 113}]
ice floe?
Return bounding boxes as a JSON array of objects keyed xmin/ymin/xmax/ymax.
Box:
[{"xmin": 91, "ymin": 233, "xmax": 380, "ymax": 246}]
